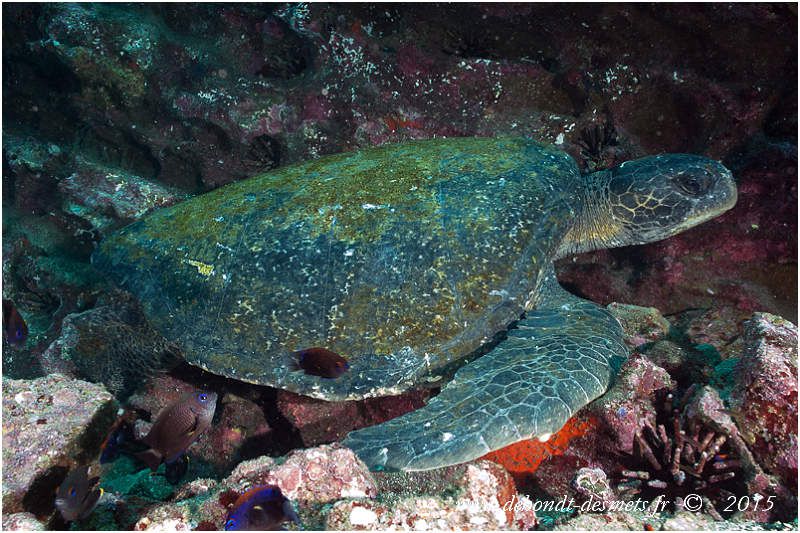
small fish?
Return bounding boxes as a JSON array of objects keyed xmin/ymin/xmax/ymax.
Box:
[
  {"xmin": 3, "ymin": 299, "xmax": 28, "ymax": 348},
  {"xmin": 100, "ymin": 424, "xmax": 129, "ymax": 464},
  {"xmin": 164, "ymin": 454, "xmax": 190, "ymax": 485},
  {"xmin": 99, "ymin": 410, "xmax": 139, "ymax": 464},
  {"xmin": 55, "ymin": 465, "xmax": 103, "ymax": 522},
  {"xmin": 292, "ymin": 347, "xmax": 349, "ymax": 378},
  {"xmin": 135, "ymin": 391, "xmax": 217, "ymax": 471},
  {"xmin": 224, "ymin": 486, "xmax": 299, "ymax": 531}
]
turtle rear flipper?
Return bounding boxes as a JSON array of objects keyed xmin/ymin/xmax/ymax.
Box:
[{"xmin": 342, "ymin": 270, "xmax": 629, "ymax": 471}]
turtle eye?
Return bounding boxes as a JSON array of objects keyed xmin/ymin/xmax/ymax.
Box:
[
  {"xmin": 673, "ymin": 171, "xmax": 711, "ymax": 196},
  {"xmin": 198, "ymin": 393, "xmax": 208, "ymax": 403}
]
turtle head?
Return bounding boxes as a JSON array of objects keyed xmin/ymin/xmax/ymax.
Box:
[{"xmin": 559, "ymin": 154, "xmax": 737, "ymax": 257}]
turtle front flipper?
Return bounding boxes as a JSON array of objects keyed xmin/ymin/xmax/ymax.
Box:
[{"xmin": 342, "ymin": 270, "xmax": 629, "ymax": 471}]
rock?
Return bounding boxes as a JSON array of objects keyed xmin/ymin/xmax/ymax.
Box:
[
  {"xmin": 325, "ymin": 497, "xmax": 513, "ymax": 531},
  {"xmin": 276, "ymin": 389, "xmax": 431, "ymax": 447},
  {"xmin": 684, "ymin": 385, "xmax": 740, "ymax": 437},
  {"xmin": 1, "ymin": 512, "xmax": 47, "ymax": 531},
  {"xmin": 553, "ymin": 510, "xmax": 653, "ymax": 530},
  {"xmin": 221, "ymin": 444, "xmax": 376, "ymax": 504},
  {"xmin": 128, "ymin": 445, "xmax": 376, "ymax": 530},
  {"xmin": 571, "ymin": 467, "xmax": 615, "ymax": 505},
  {"xmin": 92, "ymin": 455, "xmax": 223, "ymax": 530},
  {"xmin": 588, "ymin": 354, "xmax": 674, "ymax": 455},
  {"xmin": 276, "ymin": 391, "xmax": 361, "ymax": 446},
  {"xmin": 325, "ymin": 460, "xmax": 536, "ymax": 530},
  {"xmin": 59, "ymin": 157, "xmax": 188, "ymax": 234},
  {"xmin": 3, "ymin": 5, "xmax": 794, "ymax": 527},
  {"xmin": 681, "ymin": 306, "xmax": 747, "ymax": 356},
  {"xmin": 172, "ymin": 478, "xmax": 218, "ymax": 501},
  {"xmin": 48, "ymin": 293, "xmax": 180, "ymax": 397},
  {"xmin": 224, "ymin": 455, "xmax": 277, "ymax": 486},
  {"xmin": 100, "ymin": 456, "xmax": 176, "ymax": 503},
  {"xmin": 202, "ymin": 392, "xmax": 273, "ymax": 468},
  {"xmin": 607, "ymin": 303, "xmax": 671, "ymax": 348},
  {"xmin": 134, "ymin": 512, "xmax": 193, "ymax": 532},
  {"xmin": 2, "ymin": 134, "xmax": 70, "ymax": 215},
  {"xmin": 1, "ymin": 7, "xmax": 794, "ymax": 376},
  {"xmin": 729, "ymin": 313, "xmax": 798, "ymax": 487},
  {"xmin": 265, "ymin": 444, "xmax": 377, "ymax": 502},
  {"xmin": 660, "ymin": 511, "xmax": 718, "ymax": 531},
  {"xmin": 643, "ymin": 340, "xmax": 691, "ymax": 376},
  {"xmin": 149, "ymin": 454, "xmax": 536, "ymax": 530},
  {"xmin": 642, "ymin": 339, "xmax": 723, "ymax": 385},
  {"xmin": 1, "ymin": 374, "xmax": 117, "ymax": 515},
  {"xmin": 2, "ymin": 212, "xmax": 100, "ymax": 377}
]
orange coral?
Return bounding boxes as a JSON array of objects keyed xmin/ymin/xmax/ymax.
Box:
[{"xmin": 482, "ymin": 415, "xmax": 598, "ymax": 481}]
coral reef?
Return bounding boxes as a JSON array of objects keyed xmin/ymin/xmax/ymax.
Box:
[
  {"xmin": 2, "ymin": 306, "xmax": 797, "ymax": 529},
  {"xmin": 253, "ymin": 444, "xmax": 378, "ymax": 502}
]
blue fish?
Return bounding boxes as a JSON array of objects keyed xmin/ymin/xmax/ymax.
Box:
[
  {"xmin": 3, "ymin": 299, "xmax": 28, "ymax": 348},
  {"xmin": 99, "ymin": 410, "xmax": 138, "ymax": 464},
  {"xmin": 225, "ymin": 486, "xmax": 299, "ymax": 531}
]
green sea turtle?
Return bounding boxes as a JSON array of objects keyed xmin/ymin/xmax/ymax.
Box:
[{"xmin": 93, "ymin": 137, "xmax": 736, "ymax": 471}]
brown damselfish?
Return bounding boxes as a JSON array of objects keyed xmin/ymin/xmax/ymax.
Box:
[
  {"xmin": 293, "ymin": 347, "xmax": 350, "ymax": 378},
  {"xmin": 136, "ymin": 391, "xmax": 217, "ymax": 471},
  {"xmin": 2, "ymin": 299, "xmax": 28, "ymax": 348},
  {"xmin": 54, "ymin": 465, "xmax": 103, "ymax": 522}
]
